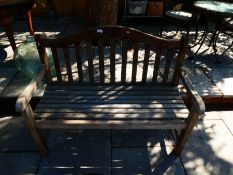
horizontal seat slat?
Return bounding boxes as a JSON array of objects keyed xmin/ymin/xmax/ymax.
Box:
[
  {"xmin": 40, "ymin": 95, "xmax": 183, "ymax": 100},
  {"xmin": 39, "ymin": 99, "xmax": 184, "ymax": 104},
  {"xmin": 44, "ymin": 90, "xmax": 180, "ymax": 96},
  {"xmin": 35, "ymin": 85, "xmax": 188, "ymax": 122},
  {"xmin": 36, "ymin": 112, "xmax": 188, "ymax": 120},
  {"xmin": 37, "ymin": 103, "xmax": 187, "ymax": 109},
  {"xmin": 35, "ymin": 119, "xmax": 187, "ymax": 130},
  {"xmin": 46, "ymin": 85, "xmax": 178, "ymax": 91},
  {"xmin": 35, "ymin": 108, "xmax": 189, "ymax": 114}
]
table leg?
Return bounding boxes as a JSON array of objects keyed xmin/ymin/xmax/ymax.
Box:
[
  {"xmin": 0, "ymin": 17, "xmax": 16, "ymax": 51},
  {"xmin": 188, "ymin": 12, "xmax": 209, "ymax": 59},
  {"xmin": 209, "ymin": 18, "xmax": 222, "ymax": 63},
  {"xmin": 213, "ymin": 28, "xmax": 221, "ymax": 64},
  {"xmin": 208, "ymin": 27, "xmax": 218, "ymax": 47},
  {"xmin": 26, "ymin": 9, "xmax": 34, "ymax": 35}
]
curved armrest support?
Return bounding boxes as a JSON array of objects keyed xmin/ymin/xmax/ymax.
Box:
[
  {"xmin": 15, "ymin": 66, "xmax": 46, "ymax": 112},
  {"xmin": 180, "ymin": 69, "xmax": 205, "ymax": 115}
]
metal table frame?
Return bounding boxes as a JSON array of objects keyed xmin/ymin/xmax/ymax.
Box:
[{"xmin": 193, "ymin": 0, "xmax": 233, "ymax": 63}]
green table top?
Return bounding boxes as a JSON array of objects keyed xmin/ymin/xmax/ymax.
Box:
[{"xmin": 194, "ymin": 1, "xmax": 233, "ymax": 15}]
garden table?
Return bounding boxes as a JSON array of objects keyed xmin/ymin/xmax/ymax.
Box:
[
  {"xmin": 194, "ymin": 0, "xmax": 233, "ymax": 62},
  {"xmin": 0, "ymin": 0, "xmax": 35, "ymax": 51}
]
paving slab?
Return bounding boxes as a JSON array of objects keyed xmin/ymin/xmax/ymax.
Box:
[
  {"xmin": 47, "ymin": 130, "xmax": 111, "ymax": 151},
  {"xmin": 112, "ymin": 146, "xmax": 185, "ymax": 175},
  {"xmin": 0, "ymin": 68, "xmax": 17, "ymax": 95},
  {"xmin": 0, "ymin": 116, "xmax": 37, "ymax": 152},
  {"xmin": 0, "ymin": 153, "xmax": 40, "ymax": 175},
  {"xmin": 1, "ymin": 72, "xmax": 29, "ymax": 97},
  {"xmin": 187, "ymin": 49, "xmax": 233, "ymax": 68},
  {"xmin": 1, "ymin": 72, "xmax": 45, "ymax": 98},
  {"xmin": 218, "ymin": 111, "xmax": 233, "ymax": 136},
  {"xmin": 179, "ymin": 67, "xmax": 222, "ymax": 98},
  {"xmin": 203, "ymin": 68, "xmax": 233, "ymax": 97},
  {"xmin": 112, "ymin": 130, "xmax": 175, "ymax": 148},
  {"xmin": 181, "ymin": 120, "xmax": 233, "ymax": 175},
  {"xmin": 199, "ymin": 111, "xmax": 222, "ymax": 120},
  {"xmin": 38, "ymin": 130, "xmax": 111, "ymax": 175},
  {"xmin": 38, "ymin": 149, "xmax": 111, "ymax": 175}
]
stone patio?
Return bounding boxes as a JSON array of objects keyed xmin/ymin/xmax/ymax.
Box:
[
  {"xmin": 0, "ymin": 17, "xmax": 233, "ymax": 175},
  {"xmin": 0, "ymin": 111, "xmax": 233, "ymax": 175}
]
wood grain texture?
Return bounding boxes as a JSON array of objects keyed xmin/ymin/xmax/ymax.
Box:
[
  {"xmin": 163, "ymin": 49, "xmax": 173, "ymax": 83},
  {"xmin": 142, "ymin": 45, "xmax": 151, "ymax": 82},
  {"xmin": 131, "ymin": 42, "xmax": 139, "ymax": 83},
  {"xmin": 86, "ymin": 41, "xmax": 94, "ymax": 82},
  {"xmin": 152, "ymin": 48, "xmax": 162, "ymax": 82},
  {"xmin": 121, "ymin": 38, "xmax": 128, "ymax": 83},
  {"xmin": 98, "ymin": 40, "xmax": 105, "ymax": 83},
  {"xmin": 75, "ymin": 42, "xmax": 84, "ymax": 82},
  {"xmin": 51, "ymin": 47, "xmax": 62, "ymax": 82},
  {"xmin": 63, "ymin": 47, "xmax": 73, "ymax": 82},
  {"xmin": 36, "ymin": 119, "xmax": 186, "ymax": 130}
]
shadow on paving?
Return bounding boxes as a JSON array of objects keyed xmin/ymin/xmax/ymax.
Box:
[
  {"xmin": 38, "ymin": 129, "xmax": 185, "ymax": 175},
  {"xmin": 0, "ymin": 114, "xmax": 233, "ymax": 174},
  {"xmin": 181, "ymin": 118, "xmax": 233, "ymax": 175}
]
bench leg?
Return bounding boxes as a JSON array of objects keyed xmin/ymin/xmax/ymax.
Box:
[
  {"xmin": 173, "ymin": 107, "xmax": 199, "ymax": 155},
  {"xmin": 22, "ymin": 105, "xmax": 48, "ymax": 156}
]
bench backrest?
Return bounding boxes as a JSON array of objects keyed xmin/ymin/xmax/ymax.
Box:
[{"xmin": 35, "ymin": 26, "xmax": 188, "ymax": 85}]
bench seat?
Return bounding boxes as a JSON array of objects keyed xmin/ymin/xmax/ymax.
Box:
[{"xmin": 34, "ymin": 85, "xmax": 188, "ymax": 130}]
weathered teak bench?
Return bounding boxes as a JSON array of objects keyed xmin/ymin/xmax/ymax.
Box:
[{"xmin": 16, "ymin": 26, "xmax": 205, "ymax": 156}]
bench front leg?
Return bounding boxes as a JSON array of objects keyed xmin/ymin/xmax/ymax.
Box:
[
  {"xmin": 174, "ymin": 69, "xmax": 205, "ymax": 155},
  {"xmin": 22, "ymin": 104, "xmax": 48, "ymax": 156}
]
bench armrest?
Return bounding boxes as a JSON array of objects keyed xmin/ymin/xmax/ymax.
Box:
[
  {"xmin": 15, "ymin": 66, "xmax": 46, "ymax": 112},
  {"xmin": 180, "ymin": 69, "xmax": 205, "ymax": 115}
]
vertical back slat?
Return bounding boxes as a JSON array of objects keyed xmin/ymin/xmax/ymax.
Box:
[
  {"xmin": 172, "ymin": 36, "xmax": 188, "ymax": 85},
  {"xmin": 86, "ymin": 41, "xmax": 94, "ymax": 82},
  {"xmin": 121, "ymin": 39, "xmax": 128, "ymax": 83},
  {"xmin": 63, "ymin": 47, "xmax": 73, "ymax": 82},
  {"xmin": 131, "ymin": 42, "xmax": 139, "ymax": 83},
  {"xmin": 142, "ymin": 45, "xmax": 150, "ymax": 83},
  {"xmin": 110, "ymin": 39, "xmax": 116, "ymax": 83},
  {"xmin": 152, "ymin": 48, "xmax": 162, "ymax": 82},
  {"xmin": 98, "ymin": 40, "xmax": 105, "ymax": 83},
  {"xmin": 36, "ymin": 28, "xmax": 187, "ymax": 85},
  {"xmin": 42, "ymin": 47, "xmax": 52, "ymax": 83},
  {"xmin": 51, "ymin": 47, "xmax": 62, "ymax": 82},
  {"xmin": 75, "ymin": 42, "xmax": 84, "ymax": 83},
  {"xmin": 35, "ymin": 35, "xmax": 52, "ymax": 83},
  {"xmin": 163, "ymin": 49, "xmax": 174, "ymax": 83}
]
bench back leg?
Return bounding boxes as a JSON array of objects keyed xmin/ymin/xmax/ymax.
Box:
[{"xmin": 22, "ymin": 104, "xmax": 48, "ymax": 156}]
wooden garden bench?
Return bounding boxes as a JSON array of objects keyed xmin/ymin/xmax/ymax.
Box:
[{"xmin": 15, "ymin": 26, "xmax": 205, "ymax": 156}]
